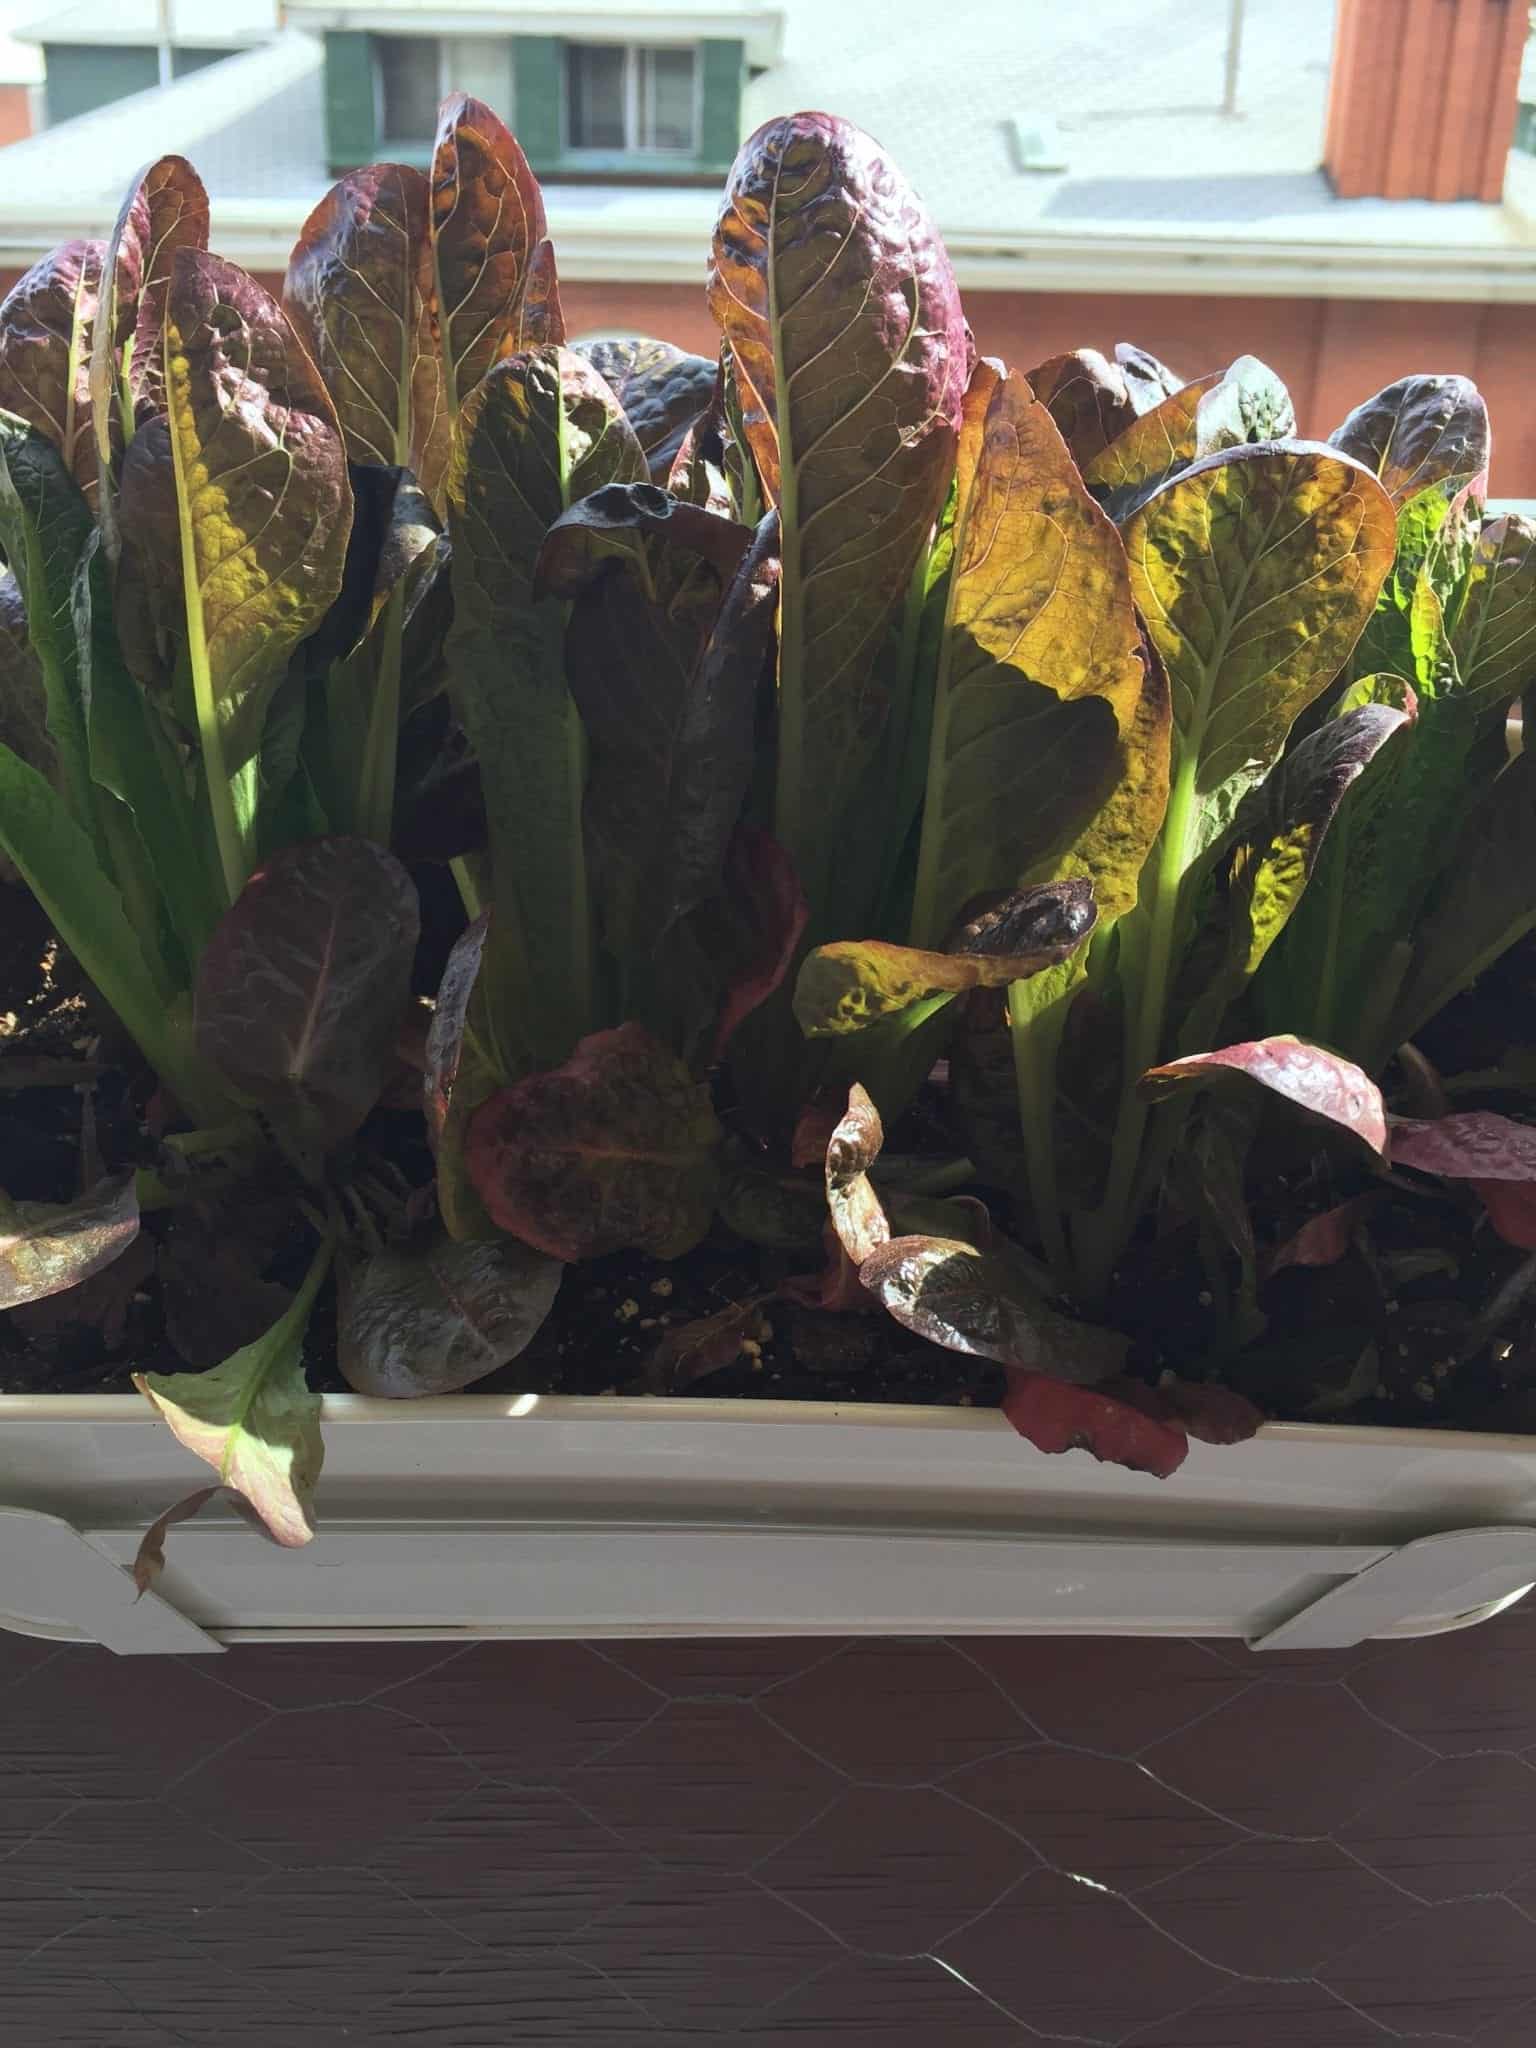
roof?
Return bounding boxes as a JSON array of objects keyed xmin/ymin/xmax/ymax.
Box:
[
  {"xmin": 0, "ymin": 0, "xmax": 1533, "ymax": 302},
  {"xmin": 286, "ymin": 2, "xmax": 785, "ymax": 69},
  {"xmin": 16, "ymin": 0, "xmax": 279, "ymax": 48}
]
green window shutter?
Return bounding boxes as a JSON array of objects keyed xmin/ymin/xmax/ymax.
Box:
[
  {"xmin": 324, "ymin": 30, "xmax": 377, "ymax": 172},
  {"xmin": 698, "ymin": 38, "xmax": 744, "ymax": 172},
  {"xmin": 44, "ymin": 44, "xmax": 158, "ymax": 126},
  {"xmin": 512, "ymin": 35, "xmax": 563, "ymax": 171}
]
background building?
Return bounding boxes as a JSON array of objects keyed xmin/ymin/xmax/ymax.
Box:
[{"xmin": 0, "ymin": 0, "xmax": 1534, "ymax": 484}]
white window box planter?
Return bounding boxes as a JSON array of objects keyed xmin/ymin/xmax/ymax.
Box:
[{"xmin": 2, "ymin": 1393, "xmax": 1534, "ymax": 1654}]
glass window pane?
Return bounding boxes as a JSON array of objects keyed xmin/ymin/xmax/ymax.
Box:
[
  {"xmin": 566, "ymin": 44, "xmax": 626, "ymax": 150},
  {"xmin": 443, "ymin": 38, "xmax": 513, "ymax": 118},
  {"xmin": 643, "ymin": 47, "xmax": 696, "ymax": 152},
  {"xmin": 378, "ymin": 37, "xmax": 441, "ymax": 145}
]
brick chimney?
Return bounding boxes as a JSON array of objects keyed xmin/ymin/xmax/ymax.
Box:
[{"xmin": 1324, "ymin": 0, "xmax": 1529, "ymax": 201}]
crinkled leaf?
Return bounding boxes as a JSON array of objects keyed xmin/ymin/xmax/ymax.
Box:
[
  {"xmin": 338, "ymin": 1233, "xmax": 562, "ymax": 1397},
  {"xmin": 465, "ymin": 1021, "xmax": 721, "ymax": 1261},
  {"xmin": 0, "ymin": 241, "xmax": 104, "ymax": 502},
  {"xmin": 910, "ymin": 361, "xmax": 1148, "ymax": 945},
  {"xmin": 1081, "ymin": 372, "xmax": 1221, "ymax": 525},
  {"xmin": 574, "ymin": 337, "xmax": 718, "ymax": 482},
  {"xmin": 537, "ymin": 479, "xmax": 752, "ymax": 595},
  {"xmin": 1114, "ymin": 342, "xmax": 1183, "ymax": 415},
  {"xmin": 1390, "ymin": 1112, "xmax": 1536, "ymax": 1181},
  {"xmin": 133, "ymin": 1237, "xmax": 329, "ymax": 1549},
  {"xmin": 424, "ymin": 909, "xmax": 500, "ymax": 1241},
  {"xmin": 860, "ymin": 1236, "xmax": 1127, "ymax": 1383},
  {"xmin": 445, "ymin": 346, "xmax": 645, "ymax": 1068},
  {"xmin": 118, "ymin": 252, "xmax": 353, "ymax": 786},
  {"xmin": 1193, "ymin": 355, "xmax": 1295, "ymax": 455},
  {"xmin": 824, "ymin": 1082, "xmax": 891, "ymax": 1267},
  {"xmin": 285, "ymin": 163, "xmax": 449, "ymax": 511},
  {"xmin": 1141, "ymin": 1035, "xmax": 1388, "ymax": 1155},
  {"xmin": 1328, "ymin": 374, "xmax": 1489, "ymax": 506},
  {"xmin": 430, "ymin": 95, "xmax": 563, "ymax": 418},
  {"xmin": 1125, "ymin": 442, "xmax": 1397, "ymax": 849},
  {"xmin": 0, "ymin": 1171, "xmax": 138, "ymax": 1309},
  {"xmin": 131, "ymin": 1485, "xmax": 228, "ymax": 1596},
  {"xmin": 194, "ymin": 836, "xmax": 420, "ymax": 1156},
  {"xmin": 1024, "ymin": 349, "xmax": 1135, "ymax": 465},
  {"xmin": 1003, "ymin": 1373, "xmax": 1189, "ymax": 1476},
  {"xmin": 708, "ymin": 111, "xmax": 968, "ymax": 919},
  {"xmin": 797, "ymin": 880, "xmax": 1096, "ymax": 1036}
]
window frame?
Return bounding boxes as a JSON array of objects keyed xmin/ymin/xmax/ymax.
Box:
[
  {"xmin": 373, "ymin": 33, "xmax": 516, "ymax": 148},
  {"xmin": 561, "ymin": 40, "xmax": 702, "ymax": 159}
]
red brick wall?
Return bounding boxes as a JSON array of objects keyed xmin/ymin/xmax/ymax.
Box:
[{"xmin": 0, "ymin": 83, "xmax": 32, "ymax": 148}]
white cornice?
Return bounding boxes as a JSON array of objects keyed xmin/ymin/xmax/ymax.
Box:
[{"xmin": 283, "ymin": 2, "xmax": 785, "ymax": 65}]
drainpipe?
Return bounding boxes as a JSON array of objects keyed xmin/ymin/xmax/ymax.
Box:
[
  {"xmin": 156, "ymin": 0, "xmax": 173, "ymax": 90},
  {"xmin": 1223, "ymin": 0, "xmax": 1246, "ymax": 115}
]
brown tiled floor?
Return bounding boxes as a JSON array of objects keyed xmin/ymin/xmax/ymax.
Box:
[{"xmin": 3, "ymin": 1609, "xmax": 1536, "ymax": 2046}]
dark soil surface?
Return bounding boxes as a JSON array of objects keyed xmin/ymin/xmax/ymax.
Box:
[{"xmin": 4, "ymin": 874, "xmax": 1536, "ymax": 1436}]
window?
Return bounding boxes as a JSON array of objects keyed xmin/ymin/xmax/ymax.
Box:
[
  {"xmin": 377, "ymin": 36, "xmax": 515, "ymax": 145},
  {"xmin": 565, "ymin": 43, "xmax": 698, "ymax": 155}
]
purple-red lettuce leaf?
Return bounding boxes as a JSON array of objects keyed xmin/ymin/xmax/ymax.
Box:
[
  {"xmin": 133, "ymin": 1231, "xmax": 331, "ymax": 1555},
  {"xmin": 117, "ymin": 252, "xmax": 353, "ymax": 901},
  {"xmin": 194, "ymin": 836, "xmax": 419, "ymax": 1163},
  {"xmin": 907, "ymin": 361, "xmax": 1151, "ymax": 952},
  {"xmin": 90, "ymin": 155, "xmax": 208, "ymax": 437},
  {"xmin": 709, "ymin": 824, "xmax": 809, "ymax": 1059},
  {"xmin": 1388, "ymin": 742, "xmax": 1536, "ymax": 1048},
  {"xmin": 0, "ymin": 240, "xmax": 105, "ymax": 503},
  {"xmin": 1140, "ymin": 1036, "xmax": 1389, "ymax": 1157},
  {"xmin": 338, "ymin": 1232, "xmax": 562, "ymax": 1396},
  {"xmin": 574, "ymin": 337, "xmax": 718, "ymax": 482},
  {"xmin": 284, "ymin": 162, "xmax": 449, "ymax": 512},
  {"xmin": 429, "ymin": 95, "xmax": 563, "ymax": 421},
  {"xmin": 1024, "ymin": 349, "xmax": 1136, "ymax": 466},
  {"xmin": 796, "ymin": 880, "xmax": 1097, "ymax": 1037},
  {"xmin": 1328, "ymin": 374, "xmax": 1489, "ymax": 507},
  {"xmin": 445, "ymin": 347, "xmax": 646, "ymax": 1070},
  {"xmin": 464, "ymin": 1020, "xmax": 722, "ymax": 1262},
  {"xmin": 823, "ymin": 1082, "xmax": 891, "ymax": 1267},
  {"xmin": 538, "ymin": 492, "xmax": 777, "ymax": 1046},
  {"xmin": 0, "ymin": 1170, "xmax": 138, "ymax": 1309},
  {"xmin": 1389, "ymin": 1112, "xmax": 1536, "ymax": 1250},
  {"xmin": 708, "ymin": 111, "xmax": 968, "ymax": 928},
  {"xmin": 1002, "ymin": 1375, "xmax": 1189, "ymax": 1477}
]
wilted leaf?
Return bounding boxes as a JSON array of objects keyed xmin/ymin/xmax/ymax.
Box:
[
  {"xmin": 1328, "ymin": 374, "xmax": 1489, "ymax": 506},
  {"xmin": 1475, "ymin": 1181, "xmax": 1536, "ymax": 1250},
  {"xmin": 445, "ymin": 346, "xmax": 645, "ymax": 1067},
  {"xmin": 132, "ymin": 1485, "xmax": 226, "ymax": 1596},
  {"xmin": 909, "ymin": 361, "xmax": 1148, "ymax": 945},
  {"xmin": 424, "ymin": 910, "xmax": 501, "ymax": 1241},
  {"xmin": 860, "ymin": 1236, "xmax": 1127, "ymax": 1383},
  {"xmin": 0, "ymin": 241, "xmax": 105, "ymax": 501},
  {"xmin": 1390, "ymin": 1111, "xmax": 1536, "ymax": 1181},
  {"xmin": 0, "ymin": 1171, "xmax": 138, "ymax": 1309},
  {"xmin": 1158, "ymin": 1376, "xmax": 1263, "ymax": 1445},
  {"xmin": 708, "ymin": 111, "xmax": 968, "ymax": 918},
  {"xmin": 338, "ymin": 1233, "xmax": 562, "ymax": 1396},
  {"xmin": 643, "ymin": 1295, "xmax": 771, "ymax": 1390},
  {"xmin": 194, "ymin": 836, "xmax": 420, "ymax": 1156},
  {"xmin": 133, "ymin": 1236, "xmax": 330, "ymax": 1549},
  {"xmin": 1266, "ymin": 1194, "xmax": 1378, "ymax": 1276},
  {"xmin": 430, "ymin": 94, "xmax": 563, "ymax": 417},
  {"xmin": 574, "ymin": 337, "xmax": 718, "ymax": 481},
  {"xmin": 796, "ymin": 880, "xmax": 1096, "ymax": 1036},
  {"xmin": 465, "ymin": 1021, "xmax": 722, "ymax": 1261},
  {"xmin": 824, "ymin": 1082, "xmax": 891, "ymax": 1266},
  {"xmin": 1002, "ymin": 1373, "xmax": 1188, "ymax": 1476},
  {"xmin": 285, "ymin": 163, "xmax": 449, "ymax": 510},
  {"xmin": 1142, "ymin": 1036, "xmax": 1389, "ymax": 1155},
  {"xmin": 1025, "ymin": 349, "xmax": 1135, "ymax": 465}
]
